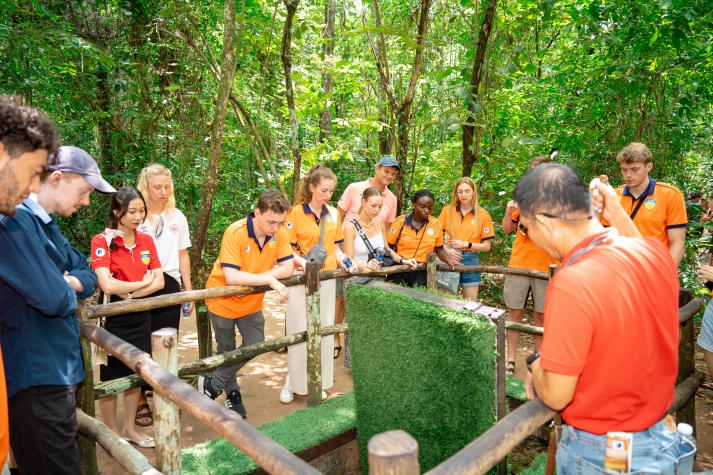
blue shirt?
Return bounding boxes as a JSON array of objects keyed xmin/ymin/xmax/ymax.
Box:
[{"xmin": 0, "ymin": 199, "xmax": 95, "ymax": 397}]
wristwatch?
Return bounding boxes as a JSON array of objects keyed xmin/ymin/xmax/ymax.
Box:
[
  {"xmin": 467, "ymin": 242, "xmax": 473, "ymax": 249},
  {"xmin": 526, "ymin": 351, "xmax": 540, "ymax": 372}
]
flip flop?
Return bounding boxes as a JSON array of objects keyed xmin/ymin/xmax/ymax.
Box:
[
  {"xmin": 135, "ymin": 403, "xmax": 153, "ymax": 427},
  {"xmin": 333, "ymin": 345, "xmax": 342, "ymax": 359},
  {"xmin": 123, "ymin": 436, "xmax": 155, "ymax": 448}
]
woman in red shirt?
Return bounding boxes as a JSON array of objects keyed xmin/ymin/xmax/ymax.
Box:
[{"xmin": 90, "ymin": 186, "xmax": 164, "ymax": 447}]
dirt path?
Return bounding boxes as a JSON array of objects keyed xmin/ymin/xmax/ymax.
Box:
[{"xmin": 95, "ymin": 296, "xmax": 713, "ymax": 473}]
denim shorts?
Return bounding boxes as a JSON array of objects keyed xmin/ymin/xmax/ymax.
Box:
[
  {"xmin": 459, "ymin": 251, "xmax": 481, "ymax": 287},
  {"xmin": 556, "ymin": 419, "xmax": 696, "ymax": 474},
  {"xmin": 697, "ymin": 299, "xmax": 713, "ymax": 352}
]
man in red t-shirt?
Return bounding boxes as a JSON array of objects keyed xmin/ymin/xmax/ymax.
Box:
[{"xmin": 518, "ymin": 163, "xmax": 691, "ymax": 473}]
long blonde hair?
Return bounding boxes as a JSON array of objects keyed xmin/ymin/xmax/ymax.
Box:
[
  {"xmin": 295, "ymin": 164, "xmax": 337, "ymax": 205},
  {"xmin": 450, "ymin": 177, "xmax": 479, "ymax": 238},
  {"xmin": 137, "ymin": 163, "xmax": 176, "ymax": 224}
]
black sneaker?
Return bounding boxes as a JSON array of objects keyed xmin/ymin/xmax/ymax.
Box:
[
  {"xmin": 198, "ymin": 375, "xmax": 222, "ymax": 400},
  {"xmin": 225, "ymin": 389, "xmax": 247, "ymax": 418}
]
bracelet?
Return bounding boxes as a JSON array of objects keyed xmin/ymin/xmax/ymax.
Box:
[{"xmin": 399, "ymin": 256, "xmax": 403, "ymax": 264}]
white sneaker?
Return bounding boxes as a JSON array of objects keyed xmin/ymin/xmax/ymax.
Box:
[
  {"xmin": 279, "ymin": 376, "xmax": 294, "ymax": 404},
  {"xmin": 321, "ymin": 391, "xmax": 327, "ymax": 401}
]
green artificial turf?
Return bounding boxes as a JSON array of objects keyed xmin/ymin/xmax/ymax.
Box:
[
  {"xmin": 518, "ymin": 452, "xmax": 551, "ymax": 475},
  {"xmin": 181, "ymin": 392, "xmax": 357, "ymax": 474},
  {"xmin": 506, "ymin": 375, "xmax": 527, "ymax": 402},
  {"xmin": 345, "ymin": 285, "xmax": 497, "ymax": 472}
]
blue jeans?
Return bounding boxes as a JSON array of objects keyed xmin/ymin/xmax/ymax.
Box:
[
  {"xmin": 459, "ymin": 250, "xmax": 481, "ymax": 286},
  {"xmin": 557, "ymin": 420, "xmax": 696, "ymax": 474}
]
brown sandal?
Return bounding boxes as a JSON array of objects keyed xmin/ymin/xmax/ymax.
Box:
[{"xmin": 135, "ymin": 403, "xmax": 153, "ymax": 427}]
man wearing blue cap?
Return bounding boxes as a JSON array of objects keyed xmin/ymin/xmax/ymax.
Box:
[
  {"xmin": 0, "ymin": 146, "xmax": 115, "ymax": 473},
  {"xmin": 331, "ymin": 156, "xmax": 401, "ymax": 360}
]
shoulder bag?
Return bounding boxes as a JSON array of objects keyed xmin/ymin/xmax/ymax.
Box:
[{"xmin": 304, "ymin": 213, "xmax": 328, "ymax": 268}]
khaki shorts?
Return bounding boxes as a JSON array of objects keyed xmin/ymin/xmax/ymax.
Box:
[{"xmin": 503, "ymin": 274, "xmax": 548, "ymax": 313}]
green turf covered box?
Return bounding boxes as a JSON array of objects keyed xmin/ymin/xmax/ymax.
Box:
[{"xmin": 346, "ymin": 284, "xmax": 497, "ymax": 472}]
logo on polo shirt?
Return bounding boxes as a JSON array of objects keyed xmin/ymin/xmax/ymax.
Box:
[
  {"xmin": 326, "ymin": 213, "xmax": 335, "ymax": 222},
  {"xmin": 269, "ymin": 237, "xmax": 276, "ymax": 248},
  {"xmin": 644, "ymin": 198, "xmax": 656, "ymax": 210},
  {"xmin": 286, "ymin": 222, "xmax": 293, "ymax": 229},
  {"xmin": 391, "ymin": 226, "xmax": 396, "ymax": 233},
  {"xmin": 140, "ymin": 250, "xmax": 150, "ymax": 265},
  {"xmin": 245, "ymin": 245, "xmax": 252, "ymax": 253},
  {"xmin": 426, "ymin": 227, "xmax": 434, "ymax": 236},
  {"xmin": 484, "ymin": 227, "xmax": 490, "ymax": 233},
  {"xmin": 95, "ymin": 248, "xmax": 106, "ymax": 257}
]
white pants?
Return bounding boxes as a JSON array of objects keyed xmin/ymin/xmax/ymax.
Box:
[{"xmin": 285, "ymin": 278, "xmax": 335, "ymax": 394}]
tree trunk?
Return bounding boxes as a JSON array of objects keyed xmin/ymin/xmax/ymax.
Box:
[
  {"xmin": 462, "ymin": 0, "xmax": 497, "ymax": 177},
  {"xmin": 282, "ymin": 0, "xmax": 302, "ymax": 200},
  {"xmin": 318, "ymin": 0, "xmax": 336, "ymax": 143},
  {"xmin": 191, "ymin": 0, "xmax": 239, "ymax": 357}
]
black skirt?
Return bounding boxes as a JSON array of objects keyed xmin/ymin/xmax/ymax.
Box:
[
  {"xmin": 99, "ymin": 295, "xmax": 152, "ymax": 382},
  {"xmin": 148, "ymin": 273, "xmax": 182, "ymax": 333}
]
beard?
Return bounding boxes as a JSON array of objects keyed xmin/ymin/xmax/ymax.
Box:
[{"xmin": 0, "ymin": 163, "xmax": 19, "ymax": 215}]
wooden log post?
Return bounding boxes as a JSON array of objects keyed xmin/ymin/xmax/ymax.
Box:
[
  {"xmin": 676, "ymin": 315, "xmax": 697, "ymax": 430},
  {"xmin": 305, "ymin": 261, "xmax": 323, "ymax": 407},
  {"xmin": 426, "ymin": 252, "xmax": 437, "ymax": 290},
  {"xmin": 368, "ymin": 430, "xmax": 420, "ymax": 475},
  {"xmin": 153, "ymin": 328, "xmax": 180, "ymax": 474},
  {"xmin": 76, "ymin": 299, "xmax": 99, "ymax": 475}
]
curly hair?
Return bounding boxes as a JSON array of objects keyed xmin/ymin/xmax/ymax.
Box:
[{"xmin": 0, "ymin": 96, "xmax": 59, "ymax": 162}]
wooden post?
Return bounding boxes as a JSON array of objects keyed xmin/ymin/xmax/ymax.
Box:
[
  {"xmin": 305, "ymin": 261, "xmax": 322, "ymax": 407},
  {"xmin": 676, "ymin": 316, "xmax": 696, "ymax": 431},
  {"xmin": 495, "ymin": 311, "xmax": 507, "ymax": 475},
  {"xmin": 426, "ymin": 253, "xmax": 437, "ymax": 290},
  {"xmin": 76, "ymin": 299, "xmax": 98, "ymax": 475},
  {"xmin": 368, "ymin": 430, "xmax": 420, "ymax": 475},
  {"xmin": 153, "ymin": 327, "xmax": 180, "ymax": 474}
]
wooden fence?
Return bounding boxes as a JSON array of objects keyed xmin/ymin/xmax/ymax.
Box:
[{"xmin": 75, "ymin": 255, "xmax": 704, "ymax": 474}]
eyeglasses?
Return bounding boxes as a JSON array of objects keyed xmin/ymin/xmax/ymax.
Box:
[
  {"xmin": 518, "ymin": 213, "xmax": 593, "ymax": 236},
  {"xmin": 155, "ymin": 215, "xmax": 165, "ymax": 238}
]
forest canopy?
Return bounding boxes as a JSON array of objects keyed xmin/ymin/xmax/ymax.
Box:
[{"xmin": 2, "ymin": 0, "xmax": 712, "ymax": 284}]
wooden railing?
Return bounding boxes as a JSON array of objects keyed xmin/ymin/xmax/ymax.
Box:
[{"xmin": 75, "ymin": 257, "xmax": 702, "ymax": 474}]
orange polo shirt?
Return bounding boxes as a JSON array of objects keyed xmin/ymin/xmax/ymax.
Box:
[
  {"xmin": 387, "ymin": 213, "xmax": 444, "ymax": 263},
  {"xmin": 614, "ymin": 178, "xmax": 687, "ymax": 247},
  {"xmin": 285, "ymin": 204, "xmax": 344, "ymax": 270},
  {"xmin": 205, "ymin": 213, "xmax": 294, "ymax": 319},
  {"xmin": 438, "ymin": 204, "xmax": 495, "ymax": 245},
  {"xmin": 508, "ymin": 208, "xmax": 557, "ymax": 272}
]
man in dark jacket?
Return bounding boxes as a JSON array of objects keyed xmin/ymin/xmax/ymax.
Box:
[{"xmin": 0, "ymin": 145, "xmax": 114, "ymax": 473}]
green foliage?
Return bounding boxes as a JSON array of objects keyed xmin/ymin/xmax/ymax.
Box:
[{"xmin": 346, "ymin": 285, "xmax": 496, "ymax": 472}]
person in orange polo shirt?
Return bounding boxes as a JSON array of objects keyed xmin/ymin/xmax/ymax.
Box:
[
  {"xmin": 200, "ymin": 190, "xmax": 294, "ymax": 418},
  {"xmin": 502, "ymin": 155, "xmax": 557, "ymax": 376},
  {"xmin": 613, "ymin": 142, "xmax": 687, "ymax": 267},
  {"xmin": 279, "ymin": 165, "xmax": 350, "ymax": 404},
  {"xmin": 386, "ymin": 190, "xmax": 458, "ymax": 288},
  {"xmin": 439, "ymin": 177, "xmax": 495, "ymax": 300}
]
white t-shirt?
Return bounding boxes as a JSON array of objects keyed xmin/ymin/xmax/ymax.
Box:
[
  {"xmin": 352, "ymin": 229, "xmax": 384, "ymax": 264},
  {"xmin": 137, "ymin": 209, "xmax": 191, "ymax": 284}
]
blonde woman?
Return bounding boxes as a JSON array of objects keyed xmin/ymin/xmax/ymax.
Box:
[
  {"xmin": 342, "ymin": 186, "xmax": 416, "ymax": 272},
  {"xmin": 438, "ymin": 177, "xmax": 495, "ymax": 300},
  {"xmin": 279, "ymin": 164, "xmax": 350, "ymax": 403},
  {"xmin": 135, "ymin": 164, "xmax": 192, "ymax": 426}
]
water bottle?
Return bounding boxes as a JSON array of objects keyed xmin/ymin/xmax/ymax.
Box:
[
  {"xmin": 181, "ymin": 302, "xmax": 191, "ymax": 319},
  {"xmin": 676, "ymin": 422, "xmax": 696, "ymax": 474},
  {"xmin": 342, "ymin": 256, "xmax": 358, "ymax": 274},
  {"xmin": 374, "ymin": 247, "xmax": 385, "ymax": 266}
]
